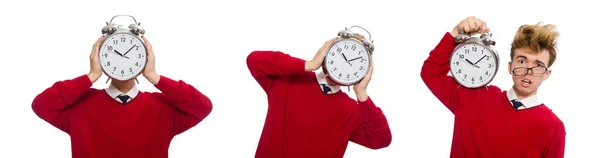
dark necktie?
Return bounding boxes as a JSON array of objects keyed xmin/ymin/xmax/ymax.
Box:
[
  {"xmin": 320, "ymin": 84, "xmax": 332, "ymax": 94},
  {"xmin": 117, "ymin": 94, "xmax": 130, "ymax": 104},
  {"xmin": 511, "ymin": 99, "xmax": 524, "ymax": 109}
]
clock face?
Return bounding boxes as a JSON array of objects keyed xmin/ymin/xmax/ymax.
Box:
[
  {"xmin": 98, "ymin": 33, "xmax": 147, "ymax": 81},
  {"xmin": 323, "ymin": 38, "xmax": 371, "ymax": 85},
  {"xmin": 450, "ymin": 43, "xmax": 498, "ymax": 88}
]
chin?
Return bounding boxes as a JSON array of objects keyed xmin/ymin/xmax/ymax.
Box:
[{"xmin": 515, "ymin": 86, "xmax": 537, "ymax": 97}]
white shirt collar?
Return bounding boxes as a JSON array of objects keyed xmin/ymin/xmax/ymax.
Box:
[
  {"xmin": 315, "ymin": 71, "xmax": 341, "ymax": 94},
  {"xmin": 507, "ymin": 87, "xmax": 542, "ymax": 109},
  {"xmin": 105, "ymin": 83, "xmax": 139, "ymax": 103}
]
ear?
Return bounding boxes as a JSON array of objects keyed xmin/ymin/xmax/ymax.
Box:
[
  {"xmin": 543, "ymin": 69, "xmax": 552, "ymax": 81},
  {"xmin": 507, "ymin": 61, "xmax": 513, "ymax": 74}
]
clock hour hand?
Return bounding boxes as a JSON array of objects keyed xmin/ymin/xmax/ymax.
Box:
[
  {"xmin": 341, "ymin": 53, "xmax": 352, "ymax": 66},
  {"xmin": 123, "ymin": 45, "xmax": 136, "ymax": 56},
  {"xmin": 462, "ymin": 59, "xmax": 479, "ymax": 68},
  {"xmin": 113, "ymin": 50, "xmax": 129, "ymax": 59}
]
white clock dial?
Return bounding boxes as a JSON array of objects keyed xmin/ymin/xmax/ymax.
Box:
[
  {"xmin": 98, "ymin": 33, "xmax": 147, "ymax": 81},
  {"xmin": 323, "ymin": 39, "xmax": 371, "ymax": 85},
  {"xmin": 450, "ymin": 44, "xmax": 498, "ymax": 88}
]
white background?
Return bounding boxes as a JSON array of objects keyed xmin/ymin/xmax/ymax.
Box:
[{"xmin": 0, "ymin": 0, "xmax": 598, "ymax": 157}]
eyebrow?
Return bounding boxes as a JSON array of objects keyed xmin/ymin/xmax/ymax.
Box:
[{"xmin": 515, "ymin": 55, "xmax": 547, "ymax": 66}]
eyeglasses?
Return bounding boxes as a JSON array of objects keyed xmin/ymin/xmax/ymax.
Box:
[{"xmin": 512, "ymin": 66, "xmax": 548, "ymax": 76}]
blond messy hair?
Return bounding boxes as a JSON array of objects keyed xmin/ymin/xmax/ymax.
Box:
[{"xmin": 510, "ymin": 22, "xmax": 559, "ymax": 67}]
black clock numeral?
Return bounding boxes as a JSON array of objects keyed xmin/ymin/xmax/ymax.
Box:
[
  {"xmin": 464, "ymin": 74, "xmax": 467, "ymax": 79},
  {"xmin": 338, "ymin": 73, "xmax": 342, "ymax": 77},
  {"xmin": 135, "ymin": 45, "xmax": 139, "ymax": 50},
  {"xmin": 485, "ymin": 71, "xmax": 489, "ymax": 75},
  {"xmin": 336, "ymin": 48, "xmax": 342, "ymax": 52},
  {"xmin": 138, "ymin": 54, "xmax": 142, "ymax": 59},
  {"xmin": 329, "ymin": 60, "xmax": 334, "ymax": 65},
  {"xmin": 344, "ymin": 45, "xmax": 349, "ymax": 49},
  {"xmin": 486, "ymin": 56, "xmax": 490, "ymax": 60},
  {"xmin": 455, "ymin": 61, "xmax": 459, "ymax": 65},
  {"xmin": 135, "ymin": 62, "xmax": 139, "ymax": 66},
  {"xmin": 103, "ymin": 53, "xmax": 108, "ymax": 58},
  {"xmin": 472, "ymin": 46, "xmax": 477, "ymax": 52},
  {"xmin": 471, "ymin": 77, "xmax": 475, "ymax": 82},
  {"xmin": 346, "ymin": 74, "xmax": 350, "ymax": 78},
  {"xmin": 121, "ymin": 70, "xmax": 124, "ymax": 74},
  {"xmin": 360, "ymin": 58, "xmax": 364, "ymax": 62},
  {"xmin": 330, "ymin": 52, "xmax": 335, "ymax": 56},
  {"xmin": 359, "ymin": 66, "xmax": 363, "ymax": 70},
  {"xmin": 481, "ymin": 49, "xmax": 484, "ymax": 54},
  {"xmin": 459, "ymin": 54, "xmax": 464, "ymax": 59},
  {"xmin": 107, "ymin": 61, "xmax": 111, "ymax": 66},
  {"xmin": 129, "ymin": 67, "xmax": 133, "ymax": 72},
  {"xmin": 354, "ymin": 72, "xmax": 358, "ymax": 76},
  {"xmin": 465, "ymin": 49, "xmax": 469, "ymax": 54},
  {"xmin": 113, "ymin": 40, "xmax": 118, "ymax": 45},
  {"xmin": 130, "ymin": 39, "xmax": 133, "ymax": 44},
  {"xmin": 488, "ymin": 63, "xmax": 492, "ymax": 68},
  {"xmin": 479, "ymin": 76, "xmax": 483, "ymax": 80},
  {"xmin": 333, "ymin": 67, "xmax": 337, "ymax": 71},
  {"xmin": 121, "ymin": 37, "xmax": 126, "ymax": 42},
  {"xmin": 358, "ymin": 51, "xmax": 363, "ymax": 55},
  {"xmin": 113, "ymin": 67, "xmax": 116, "ymax": 71},
  {"xmin": 458, "ymin": 69, "xmax": 462, "ymax": 74},
  {"xmin": 351, "ymin": 45, "xmax": 356, "ymax": 50},
  {"xmin": 108, "ymin": 46, "xmax": 113, "ymax": 51}
]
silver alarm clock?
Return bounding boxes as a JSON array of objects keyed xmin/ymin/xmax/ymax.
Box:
[
  {"xmin": 98, "ymin": 15, "xmax": 147, "ymax": 82},
  {"xmin": 322, "ymin": 25, "xmax": 374, "ymax": 87},
  {"xmin": 450, "ymin": 31, "xmax": 499, "ymax": 88}
]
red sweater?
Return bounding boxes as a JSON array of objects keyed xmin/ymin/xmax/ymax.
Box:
[
  {"xmin": 246, "ymin": 51, "xmax": 392, "ymax": 158},
  {"xmin": 32, "ymin": 75, "xmax": 213, "ymax": 158},
  {"xmin": 421, "ymin": 32, "xmax": 566, "ymax": 158}
]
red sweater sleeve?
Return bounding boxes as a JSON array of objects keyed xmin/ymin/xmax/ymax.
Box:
[
  {"xmin": 246, "ymin": 50, "xmax": 307, "ymax": 92},
  {"xmin": 349, "ymin": 97, "xmax": 392, "ymax": 149},
  {"xmin": 542, "ymin": 122, "xmax": 566, "ymax": 158},
  {"xmin": 154, "ymin": 75, "xmax": 213, "ymax": 135},
  {"xmin": 31, "ymin": 74, "xmax": 93, "ymax": 133},
  {"xmin": 420, "ymin": 32, "xmax": 479, "ymax": 113}
]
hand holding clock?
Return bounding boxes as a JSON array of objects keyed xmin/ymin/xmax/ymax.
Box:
[
  {"xmin": 141, "ymin": 36, "xmax": 160, "ymax": 85},
  {"xmin": 88, "ymin": 36, "xmax": 105, "ymax": 83},
  {"xmin": 353, "ymin": 57, "xmax": 373, "ymax": 102},
  {"xmin": 451, "ymin": 16, "xmax": 490, "ymax": 37},
  {"xmin": 305, "ymin": 37, "xmax": 339, "ymax": 71}
]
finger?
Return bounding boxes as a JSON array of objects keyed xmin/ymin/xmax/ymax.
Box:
[
  {"xmin": 91, "ymin": 36, "xmax": 104, "ymax": 59},
  {"xmin": 473, "ymin": 19, "xmax": 482, "ymax": 32},
  {"xmin": 468, "ymin": 18, "xmax": 476, "ymax": 33},
  {"xmin": 142, "ymin": 36, "xmax": 154, "ymax": 55},
  {"xmin": 481, "ymin": 21, "xmax": 490, "ymax": 34}
]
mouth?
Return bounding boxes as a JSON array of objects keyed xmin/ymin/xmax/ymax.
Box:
[{"xmin": 520, "ymin": 78, "xmax": 532, "ymax": 87}]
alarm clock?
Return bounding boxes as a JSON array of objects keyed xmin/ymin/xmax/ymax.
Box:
[
  {"xmin": 322, "ymin": 25, "xmax": 374, "ymax": 86},
  {"xmin": 98, "ymin": 15, "xmax": 147, "ymax": 82},
  {"xmin": 450, "ymin": 31, "xmax": 499, "ymax": 88}
]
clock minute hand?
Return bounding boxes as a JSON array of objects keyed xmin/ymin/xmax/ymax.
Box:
[
  {"xmin": 348, "ymin": 56, "xmax": 363, "ymax": 62},
  {"xmin": 123, "ymin": 45, "xmax": 136, "ymax": 56},
  {"xmin": 473, "ymin": 55, "xmax": 486, "ymax": 65}
]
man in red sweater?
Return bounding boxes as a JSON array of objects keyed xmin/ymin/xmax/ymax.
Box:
[
  {"xmin": 32, "ymin": 36, "xmax": 213, "ymax": 158},
  {"xmin": 421, "ymin": 16, "xmax": 566, "ymax": 157},
  {"xmin": 246, "ymin": 37, "xmax": 392, "ymax": 158}
]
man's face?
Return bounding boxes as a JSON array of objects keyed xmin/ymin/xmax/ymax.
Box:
[{"xmin": 508, "ymin": 48, "xmax": 552, "ymax": 97}]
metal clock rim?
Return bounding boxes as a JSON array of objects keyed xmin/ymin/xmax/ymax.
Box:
[
  {"xmin": 450, "ymin": 41, "xmax": 500, "ymax": 89},
  {"xmin": 98, "ymin": 31, "xmax": 148, "ymax": 81},
  {"xmin": 322, "ymin": 38, "xmax": 372, "ymax": 86}
]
